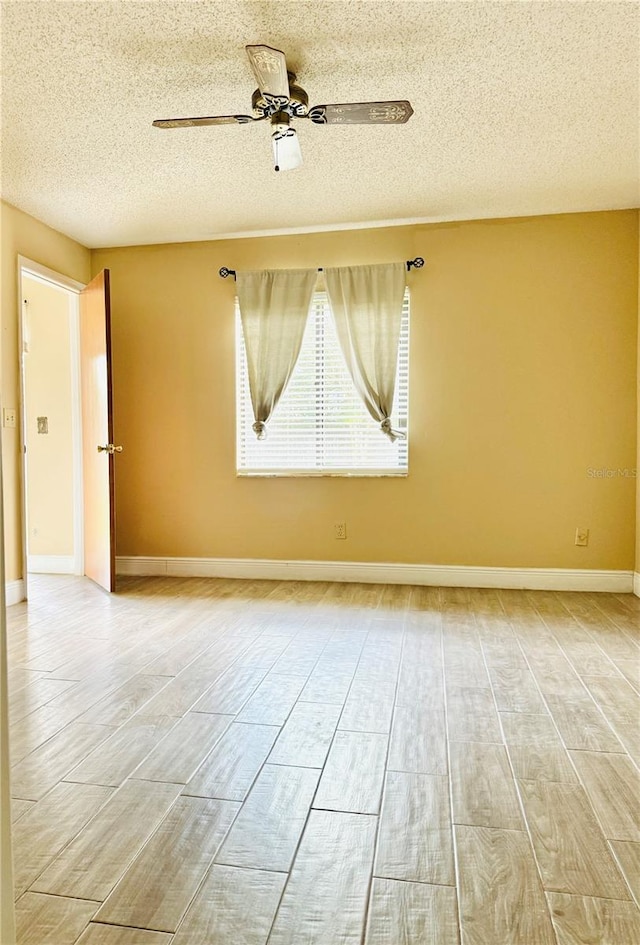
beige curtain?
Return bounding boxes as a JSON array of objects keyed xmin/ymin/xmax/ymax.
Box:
[
  {"xmin": 325, "ymin": 262, "xmax": 407, "ymax": 441},
  {"xmin": 237, "ymin": 268, "xmax": 317, "ymax": 439}
]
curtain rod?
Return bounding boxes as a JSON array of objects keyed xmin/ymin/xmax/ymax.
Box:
[{"xmin": 218, "ymin": 257, "xmax": 424, "ymax": 280}]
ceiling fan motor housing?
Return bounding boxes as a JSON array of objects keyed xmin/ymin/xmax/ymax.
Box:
[{"xmin": 251, "ymin": 74, "xmax": 309, "ymax": 118}]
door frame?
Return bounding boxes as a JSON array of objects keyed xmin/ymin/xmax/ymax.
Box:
[{"xmin": 17, "ymin": 257, "xmax": 86, "ymax": 595}]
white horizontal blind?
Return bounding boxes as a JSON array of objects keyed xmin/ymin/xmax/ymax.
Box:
[{"xmin": 236, "ymin": 290, "xmax": 409, "ymax": 475}]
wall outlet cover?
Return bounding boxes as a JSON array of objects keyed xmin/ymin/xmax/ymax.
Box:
[{"xmin": 2, "ymin": 407, "xmax": 17, "ymax": 428}]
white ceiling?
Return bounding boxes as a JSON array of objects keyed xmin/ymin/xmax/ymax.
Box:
[{"xmin": 1, "ymin": 1, "xmax": 638, "ymax": 249}]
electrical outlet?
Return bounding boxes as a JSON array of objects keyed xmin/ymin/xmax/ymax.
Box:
[
  {"xmin": 575, "ymin": 527, "xmax": 589, "ymax": 547},
  {"xmin": 2, "ymin": 407, "xmax": 16, "ymax": 428},
  {"xmin": 334, "ymin": 522, "xmax": 347, "ymax": 540}
]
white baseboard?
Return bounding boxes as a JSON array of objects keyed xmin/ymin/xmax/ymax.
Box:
[
  {"xmin": 5, "ymin": 580, "xmax": 26, "ymax": 606},
  {"xmin": 634, "ymin": 572, "xmax": 640, "ymax": 598},
  {"xmin": 116, "ymin": 556, "xmax": 635, "ymax": 593},
  {"xmin": 27, "ymin": 555, "xmax": 75, "ymax": 575}
]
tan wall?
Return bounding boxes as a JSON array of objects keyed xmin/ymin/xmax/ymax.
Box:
[
  {"xmin": 93, "ymin": 209, "xmax": 639, "ymax": 571},
  {"xmin": 637, "ymin": 214, "xmax": 640, "ymax": 582},
  {"xmin": 1, "ymin": 201, "xmax": 90, "ymax": 582},
  {"xmin": 23, "ymin": 276, "xmax": 74, "ymax": 558}
]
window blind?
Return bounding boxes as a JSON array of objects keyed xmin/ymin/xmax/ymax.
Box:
[{"xmin": 236, "ymin": 290, "xmax": 409, "ymax": 475}]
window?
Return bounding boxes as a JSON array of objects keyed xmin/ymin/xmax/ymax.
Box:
[{"xmin": 236, "ymin": 290, "xmax": 409, "ymax": 475}]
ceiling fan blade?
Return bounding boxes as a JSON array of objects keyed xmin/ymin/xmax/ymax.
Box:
[
  {"xmin": 246, "ymin": 45, "xmax": 290, "ymax": 101},
  {"xmin": 272, "ymin": 129, "xmax": 302, "ymax": 172},
  {"xmin": 306, "ymin": 101, "xmax": 413, "ymax": 125},
  {"xmin": 153, "ymin": 115, "xmax": 264, "ymax": 128}
]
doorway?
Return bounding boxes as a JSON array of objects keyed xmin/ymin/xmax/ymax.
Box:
[{"xmin": 18, "ymin": 258, "xmax": 85, "ymax": 594}]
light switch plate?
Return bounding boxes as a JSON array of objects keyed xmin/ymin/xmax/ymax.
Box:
[{"xmin": 575, "ymin": 527, "xmax": 589, "ymax": 547}]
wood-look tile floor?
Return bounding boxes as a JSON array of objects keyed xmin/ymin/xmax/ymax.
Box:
[{"xmin": 7, "ymin": 575, "xmax": 640, "ymax": 945}]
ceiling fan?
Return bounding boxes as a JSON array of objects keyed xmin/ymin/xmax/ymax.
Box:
[{"xmin": 153, "ymin": 45, "xmax": 413, "ymax": 172}]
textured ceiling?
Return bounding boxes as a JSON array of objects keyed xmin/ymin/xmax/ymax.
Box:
[{"xmin": 1, "ymin": 1, "xmax": 638, "ymax": 248}]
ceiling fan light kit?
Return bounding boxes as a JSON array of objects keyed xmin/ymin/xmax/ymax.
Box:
[{"xmin": 153, "ymin": 44, "xmax": 413, "ymax": 172}]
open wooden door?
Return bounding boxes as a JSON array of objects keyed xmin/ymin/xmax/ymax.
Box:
[{"xmin": 80, "ymin": 270, "xmax": 119, "ymax": 592}]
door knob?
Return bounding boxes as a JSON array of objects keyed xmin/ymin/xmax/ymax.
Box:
[{"xmin": 97, "ymin": 444, "xmax": 123, "ymax": 454}]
